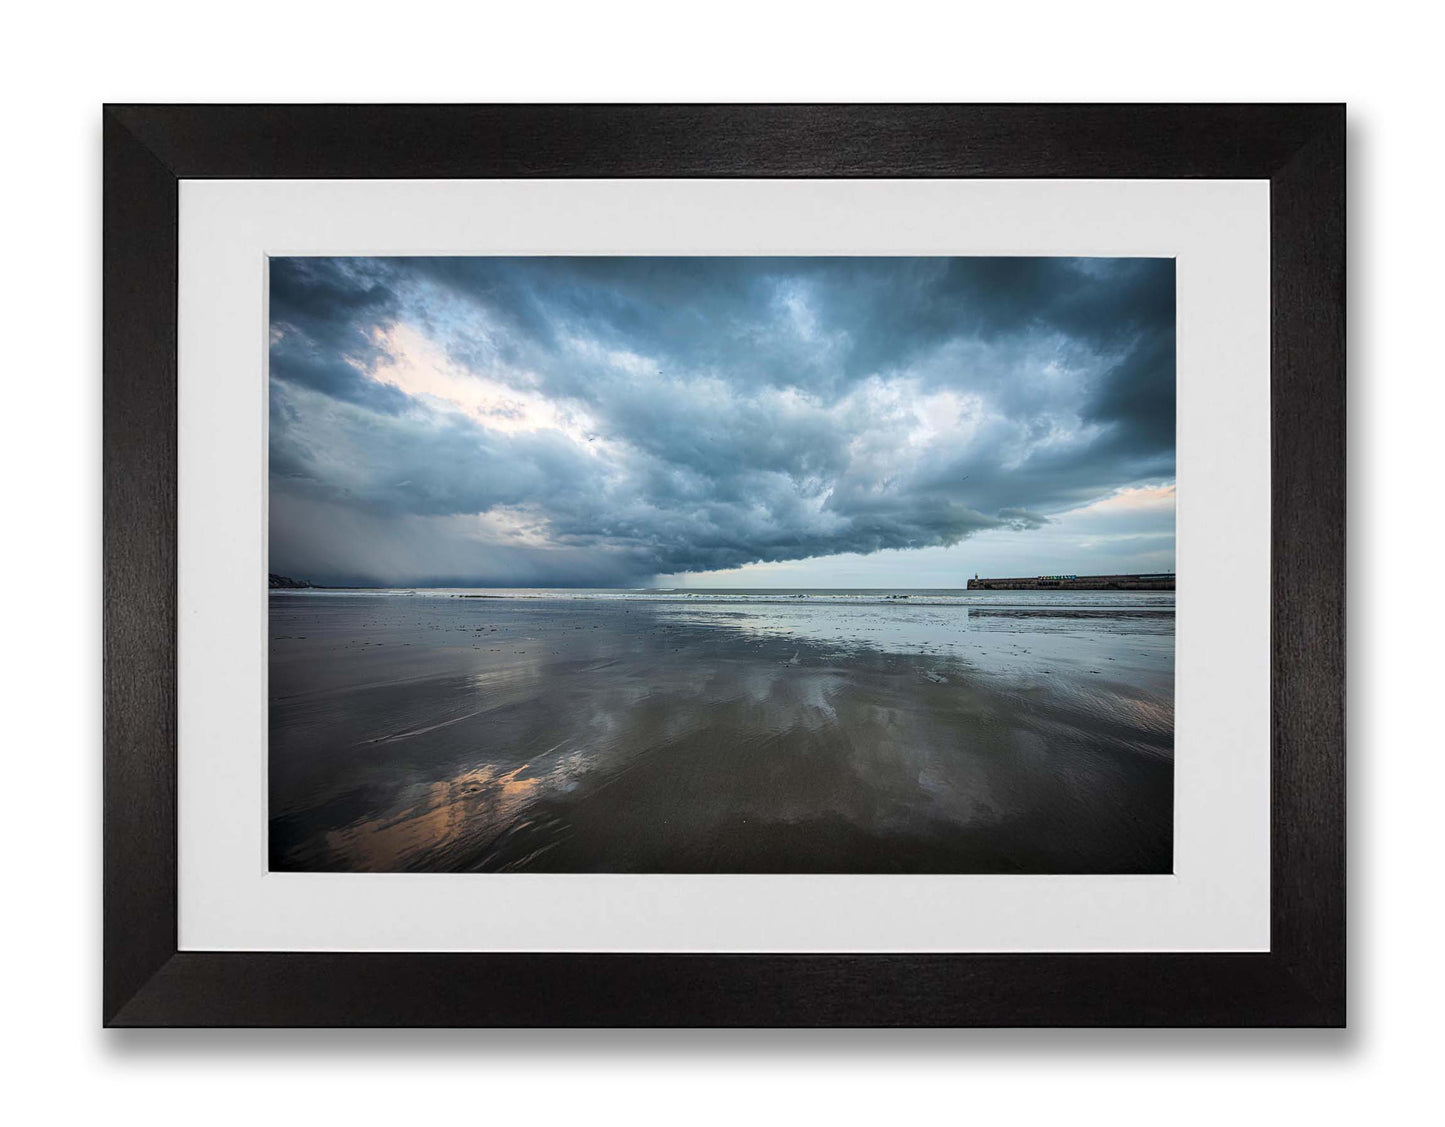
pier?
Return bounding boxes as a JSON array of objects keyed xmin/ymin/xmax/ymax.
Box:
[{"xmin": 966, "ymin": 573, "xmax": 1174, "ymax": 591}]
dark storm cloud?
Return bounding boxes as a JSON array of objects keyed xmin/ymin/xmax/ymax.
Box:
[
  {"xmin": 268, "ymin": 256, "xmax": 1174, "ymax": 585},
  {"xmin": 269, "ymin": 258, "xmax": 411, "ymax": 414}
]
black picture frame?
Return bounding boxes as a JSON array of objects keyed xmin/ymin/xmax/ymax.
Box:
[{"xmin": 104, "ymin": 104, "xmax": 1344, "ymax": 1027}]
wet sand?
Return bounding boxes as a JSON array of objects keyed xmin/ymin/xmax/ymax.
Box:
[{"xmin": 269, "ymin": 590, "xmax": 1173, "ymax": 873}]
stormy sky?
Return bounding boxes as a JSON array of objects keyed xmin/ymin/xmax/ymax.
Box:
[{"xmin": 269, "ymin": 256, "xmax": 1175, "ymax": 587}]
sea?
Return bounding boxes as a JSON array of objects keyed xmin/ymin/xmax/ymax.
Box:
[{"xmin": 269, "ymin": 587, "xmax": 1174, "ymax": 874}]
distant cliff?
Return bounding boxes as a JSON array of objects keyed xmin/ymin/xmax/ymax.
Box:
[{"xmin": 268, "ymin": 573, "xmax": 315, "ymax": 589}]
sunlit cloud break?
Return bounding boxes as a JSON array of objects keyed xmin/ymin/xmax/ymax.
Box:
[{"xmin": 268, "ymin": 256, "xmax": 1175, "ymax": 587}]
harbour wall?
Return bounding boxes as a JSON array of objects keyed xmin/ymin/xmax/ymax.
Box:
[{"xmin": 966, "ymin": 574, "xmax": 1175, "ymax": 591}]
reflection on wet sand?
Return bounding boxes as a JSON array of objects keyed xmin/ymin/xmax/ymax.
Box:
[
  {"xmin": 325, "ymin": 763, "xmax": 543, "ymax": 871},
  {"xmin": 270, "ymin": 591, "xmax": 1173, "ymax": 873}
]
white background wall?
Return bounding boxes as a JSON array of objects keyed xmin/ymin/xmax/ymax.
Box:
[{"xmin": 2, "ymin": 2, "xmax": 1435, "ymax": 1122}]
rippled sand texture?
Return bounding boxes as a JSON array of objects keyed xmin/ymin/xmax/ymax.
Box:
[{"xmin": 270, "ymin": 591, "xmax": 1173, "ymax": 873}]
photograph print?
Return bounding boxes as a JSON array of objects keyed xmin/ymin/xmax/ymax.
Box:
[{"xmin": 268, "ymin": 255, "xmax": 1176, "ymax": 875}]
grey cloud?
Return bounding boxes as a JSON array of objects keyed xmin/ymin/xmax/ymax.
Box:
[
  {"xmin": 268, "ymin": 256, "xmax": 1174, "ymax": 585},
  {"xmin": 270, "ymin": 258, "xmax": 410, "ymax": 414},
  {"xmin": 996, "ymin": 508, "xmax": 1053, "ymax": 531}
]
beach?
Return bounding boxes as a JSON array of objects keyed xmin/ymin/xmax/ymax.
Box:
[{"xmin": 270, "ymin": 589, "xmax": 1174, "ymax": 873}]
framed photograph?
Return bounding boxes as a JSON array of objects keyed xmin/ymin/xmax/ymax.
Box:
[{"xmin": 104, "ymin": 104, "xmax": 1343, "ymax": 1026}]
